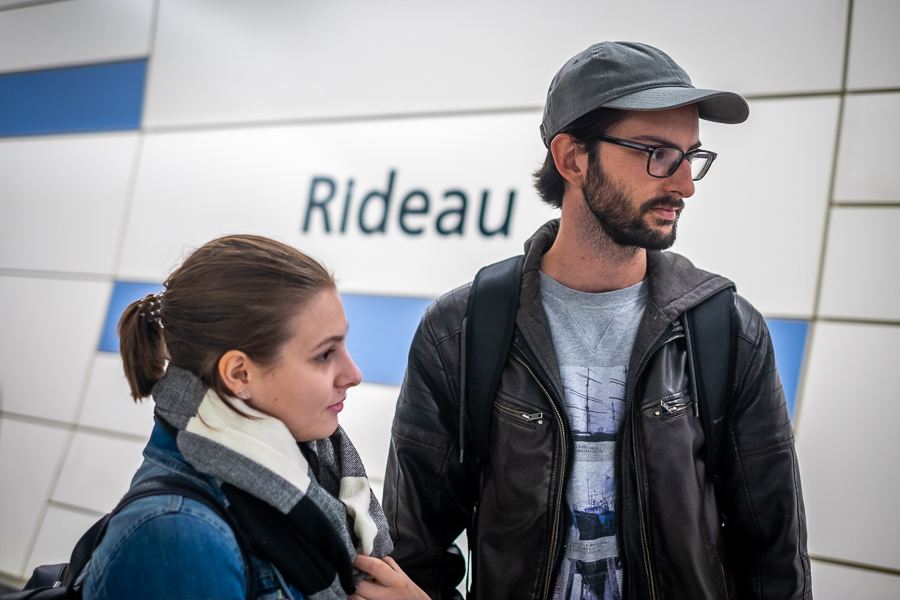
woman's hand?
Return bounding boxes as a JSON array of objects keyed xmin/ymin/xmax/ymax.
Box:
[{"xmin": 348, "ymin": 555, "xmax": 429, "ymax": 600}]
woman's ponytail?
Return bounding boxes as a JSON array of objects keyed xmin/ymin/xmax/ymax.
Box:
[{"xmin": 117, "ymin": 293, "xmax": 167, "ymax": 401}]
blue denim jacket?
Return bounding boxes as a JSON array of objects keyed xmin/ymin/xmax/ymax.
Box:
[{"xmin": 82, "ymin": 420, "xmax": 305, "ymax": 600}]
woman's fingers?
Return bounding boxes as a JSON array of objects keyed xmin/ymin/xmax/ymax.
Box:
[
  {"xmin": 354, "ymin": 554, "xmax": 393, "ymax": 578},
  {"xmin": 351, "ymin": 555, "xmax": 429, "ymax": 600}
]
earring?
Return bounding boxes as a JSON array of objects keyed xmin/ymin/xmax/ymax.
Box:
[{"xmin": 238, "ymin": 389, "xmax": 251, "ymax": 400}]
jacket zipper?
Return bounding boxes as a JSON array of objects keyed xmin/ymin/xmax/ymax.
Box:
[
  {"xmin": 720, "ymin": 561, "xmax": 731, "ymax": 600},
  {"xmin": 495, "ymin": 403, "xmax": 544, "ymax": 423},
  {"xmin": 511, "ymin": 342, "xmax": 569, "ymax": 600},
  {"xmin": 621, "ymin": 329, "xmax": 683, "ymax": 600}
]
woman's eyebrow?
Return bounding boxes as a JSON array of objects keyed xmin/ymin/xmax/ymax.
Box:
[{"xmin": 311, "ymin": 325, "xmax": 349, "ymax": 352}]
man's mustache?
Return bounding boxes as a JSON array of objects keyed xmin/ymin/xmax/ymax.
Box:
[{"xmin": 642, "ymin": 196, "xmax": 685, "ymax": 213}]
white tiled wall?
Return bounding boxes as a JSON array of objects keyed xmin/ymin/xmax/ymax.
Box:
[
  {"xmin": 52, "ymin": 433, "xmax": 147, "ymax": 514},
  {"xmin": 2, "ymin": 0, "xmax": 898, "ymax": 595},
  {"xmin": 845, "ymin": 0, "xmax": 900, "ymax": 90},
  {"xmin": 118, "ymin": 114, "xmax": 552, "ymax": 295},
  {"xmin": 833, "ymin": 93, "xmax": 900, "ymax": 202},
  {"xmin": 672, "ymin": 96, "xmax": 838, "ymax": 317},
  {"xmin": 0, "ymin": 277, "xmax": 111, "ymax": 421},
  {"xmin": 0, "ymin": 0, "xmax": 154, "ymax": 73},
  {"xmin": 339, "ymin": 382, "xmax": 401, "ymax": 488},
  {"xmin": 812, "ymin": 562, "xmax": 900, "ymax": 600},
  {"xmin": 797, "ymin": 322, "xmax": 900, "ymax": 569},
  {"xmin": 0, "ymin": 419, "xmax": 69, "ymax": 575},
  {"xmin": 78, "ymin": 354, "xmax": 155, "ymax": 437},
  {"xmin": 143, "ymin": 0, "xmax": 848, "ymax": 129},
  {"xmin": 818, "ymin": 208, "xmax": 900, "ymax": 322},
  {"xmin": 23, "ymin": 507, "xmax": 101, "ymax": 576},
  {"xmin": 0, "ymin": 134, "xmax": 140, "ymax": 274}
]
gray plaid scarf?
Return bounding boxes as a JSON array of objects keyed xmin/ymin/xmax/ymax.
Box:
[{"xmin": 152, "ymin": 365, "xmax": 393, "ymax": 599}]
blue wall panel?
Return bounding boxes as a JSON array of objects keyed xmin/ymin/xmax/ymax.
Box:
[
  {"xmin": 99, "ymin": 281, "xmax": 165, "ymax": 353},
  {"xmin": 341, "ymin": 293, "xmax": 432, "ymax": 386},
  {"xmin": 98, "ymin": 282, "xmax": 432, "ymax": 387},
  {"xmin": 765, "ymin": 318, "xmax": 809, "ymax": 419},
  {"xmin": 101, "ymin": 282, "xmax": 810, "ymax": 411},
  {"xmin": 0, "ymin": 60, "xmax": 147, "ymax": 137}
]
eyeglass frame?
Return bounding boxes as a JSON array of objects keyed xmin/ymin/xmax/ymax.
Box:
[{"xmin": 593, "ymin": 134, "xmax": 718, "ymax": 181}]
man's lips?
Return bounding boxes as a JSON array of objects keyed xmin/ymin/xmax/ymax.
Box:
[
  {"xmin": 652, "ymin": 206, "xmax": 678, "ymax": 220},
  {"xmin": 646, "ymin": 199, "xmax": 684, "ymax": 221}
]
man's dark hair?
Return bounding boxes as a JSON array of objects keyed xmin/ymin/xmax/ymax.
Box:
[{"xmin": 532, "ymin": 107, "xmax": 628, "ymax": 208}]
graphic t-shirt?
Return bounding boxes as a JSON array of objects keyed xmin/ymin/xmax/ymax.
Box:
[{"xmin": 540, "ymin": 273, "xmax": 648, "ymax": 600}]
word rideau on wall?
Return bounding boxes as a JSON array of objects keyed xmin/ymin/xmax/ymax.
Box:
[{"xmin": 302, "ymin": 170, "xmax": 516, "ymax": 237}]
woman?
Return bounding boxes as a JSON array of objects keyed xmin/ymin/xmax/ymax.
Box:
[{"xmin": 83, "ymin": 235, "xmax": 426, "ymax": 600}]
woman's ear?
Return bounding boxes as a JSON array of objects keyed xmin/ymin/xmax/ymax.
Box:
[
  {"xmin": 218, "ymin": 350, "xmax": 251, "ymax": 398},
  {"xmin": 550, "ymin": 133, "xmax": 588, "ymax": 188}
]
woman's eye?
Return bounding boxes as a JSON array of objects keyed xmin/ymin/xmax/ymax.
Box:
[{"xmin": 318, "ymin": 349, "xmax": 335, "ymax": 361}]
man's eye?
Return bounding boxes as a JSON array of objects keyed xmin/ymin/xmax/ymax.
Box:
[{"xmin": 651, "ymin": 147, "xmax": 680, "ymax": 163}]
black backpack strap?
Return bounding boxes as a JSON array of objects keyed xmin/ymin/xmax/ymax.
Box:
[
  {"xmin": 685, "ymin": 286, "xmax": 736, "ymax": 479},
  {"xmin": 464, "ymin": 255, "xmax": 524, "ymax": 463},
  {"xmin": 62, "ymin": 475, "xmax": 256, "ymax": 598}
]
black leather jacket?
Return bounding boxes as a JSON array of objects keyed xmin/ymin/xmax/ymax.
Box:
[{"xmin": 384, "ymin": 220, "xmax": 811, "ymax": 600}]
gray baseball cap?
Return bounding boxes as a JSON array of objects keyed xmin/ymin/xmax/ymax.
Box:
[{"xmin": 540, "ymin": 41, "xmax": 749, "ymax": 148}]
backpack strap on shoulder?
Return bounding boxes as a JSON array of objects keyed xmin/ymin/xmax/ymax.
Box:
[
  {"xmin": 464, "ymin": 255, "xmax": 524, "ymax": 463},
  {"xmin": 685, "ymin": 286, "xmax": 736, "ymax": 479},
  {"xmin": 57, "ymin": 475, "xmax": 256, "ymax": 599}
]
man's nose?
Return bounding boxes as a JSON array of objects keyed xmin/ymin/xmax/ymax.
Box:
[{"xmin": 666, "ymin": 158, "xmax": 696, "ymax": 199}]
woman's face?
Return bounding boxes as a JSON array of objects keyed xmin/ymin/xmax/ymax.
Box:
[{"xmin": 246, "ymin": 287, "xmax": 362, "ymax": 442}]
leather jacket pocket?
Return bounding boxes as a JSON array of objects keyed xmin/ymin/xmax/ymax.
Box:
[
  {"xmin": 493, "ymin": 399, "xmax": 546, "ymax": 429},
  {"xmin": 653, "ymin": 391, "xmax": 694, "ymax": 421}
]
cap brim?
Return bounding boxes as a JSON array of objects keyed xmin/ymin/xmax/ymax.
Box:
[{"xmin": 603, "ymin": 86, "xmax": 750, "ymax": 124}]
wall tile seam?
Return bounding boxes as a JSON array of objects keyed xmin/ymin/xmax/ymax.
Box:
[
  {"xmin": 814, "ymin": 316, "xmax": 900, "ymax": 328},
  {"xmin": 810, "ymin": 554, "xmax": 900, "ymax": 578},
  {"xmin": 132, "ymin": 93, "xmax": 846, "ymax": 135},
  {"xmin": 0, "ymin": 269, "xmax": 114, "ymax": 282},
  {"xmin": 0, "ymin": 56, "xmax": 150, "ymax": 78},
  {"xmin": 0, "ymin": 411, "xmax": 149, "ymax": 443},
  {"xmin": 831, "ymin": 202, "xmax": 900, "ymax": 207},
  {"xmin": 0, "ymin": 0, "xmax": 62, "ymax": 13},
  {"xmin": 744, "ymin": 88, "xmax": 899, "ymax": 100},
  {"xmin": 2, "ymin": 89, "xmax": 895, "ymax": 140},
  {"xmin": 46, "ymin": 499, "xmax": 107, "ymax": 519},
  {"xmin": 17, "ymin": 347, "xmax": 115, "ymax": 575},
  {"xmin": 15, "ymin": 425, "xmax": 76, "ymax": 576},
  {"xmin": 137, "ymin": 89, "xmax": 893, "ymax": 136},
  {"xmin": 843, "ymin": 87, "xmax": 900, "ymax": 96},
  {"xmin": 0, "ymin": 571, "xmax": 27, "ymax": 591},
  {"xmin": 791, "ymin": 0, "xmax": 856, "ymax": 434},
  {"xmin": 108, "ymin": 129, "xmax": 147, "ymax": 282}
]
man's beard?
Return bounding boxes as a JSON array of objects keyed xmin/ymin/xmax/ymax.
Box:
[{"xmin": 581, "ymin": 162, "xmax": 684, "ymax": 251}]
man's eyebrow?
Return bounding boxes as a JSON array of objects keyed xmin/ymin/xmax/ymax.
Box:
[{"xmin": 632, "ymin": 135, "xmax": 702, "ymax": 152}]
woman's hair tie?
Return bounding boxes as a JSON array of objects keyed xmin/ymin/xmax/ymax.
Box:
[{"xmin": 138, "ymin": 292, "xmax": 165, "ymax": 329}]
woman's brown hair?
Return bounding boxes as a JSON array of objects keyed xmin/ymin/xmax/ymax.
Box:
[{"xmin": 117, "ymin": 235, "xmax": 335, "ymax": 401}]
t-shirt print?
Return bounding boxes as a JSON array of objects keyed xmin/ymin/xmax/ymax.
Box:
[{"xmin": 554, "ymin": 365, "xmax": 626, "ymax": 600}]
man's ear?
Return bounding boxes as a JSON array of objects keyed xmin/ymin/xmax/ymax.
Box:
[
  {"xmin": 550, "ymin": 133, "xmax": 589, "ymax": 188},
  {"xmin": 218, "ymin": 350, "xmax": 251, "ymax": 398}
]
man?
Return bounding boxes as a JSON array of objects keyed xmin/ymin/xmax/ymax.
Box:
[{"xmin": 384, "ymin": 42, "xmax": 811, "ymax": 600}]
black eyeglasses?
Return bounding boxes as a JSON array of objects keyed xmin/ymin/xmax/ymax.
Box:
[{"xmin": 595, "ymin": 135, "xmax": 717, "ymax": 181}]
